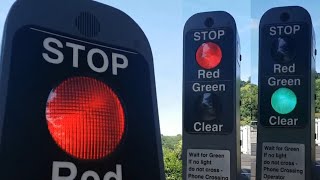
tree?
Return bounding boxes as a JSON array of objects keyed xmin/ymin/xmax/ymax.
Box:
[
  {"xmin": 240, "ymin": 83, "xmax": 258, "ymax": 125},
  {"xmin": 240, "ymin": 76, "xmax": 251, "ymax": 88},
  {"xmin": 162, "ymin": 136, "xmax": 182, "ymax": 180},
  {"xmin": 162, "ymin": 134, "xmax": 182, "ymax": 150}
]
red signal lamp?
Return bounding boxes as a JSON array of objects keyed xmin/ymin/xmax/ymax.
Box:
[
  {"xmin": 46, "ymin": 77, "xmax": 125, "ymax": 160},
  {"xmin": 196, "ymin": 42, "xmax": 222, "ymax": 69}
]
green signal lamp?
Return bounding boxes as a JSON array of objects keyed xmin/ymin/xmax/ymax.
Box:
[{"xmin": 271, "ymin": 88, "xmax": 297, "ymax": 114}]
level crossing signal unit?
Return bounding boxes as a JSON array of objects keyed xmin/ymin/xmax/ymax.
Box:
[
  {"xmin": 256, "ymin": 6, "xmax": 316, "ymax": 180},
  {"xmin": 182, "ymin": 11, "xmax": 241, "ymax": 180},
  {"xmin": 0, "ymin": 0, "xmax": 165, "ymax": 179}
]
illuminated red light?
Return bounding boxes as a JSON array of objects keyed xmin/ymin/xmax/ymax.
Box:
[
  {"xmin": 196, "ymin": 42, "xmax": 222, "ymax": 69},
  {"xmin": 46, "ymin": 77, "xmax": 125, "ymax": 160}
]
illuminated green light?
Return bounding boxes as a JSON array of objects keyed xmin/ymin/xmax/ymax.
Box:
[{"xmin": 271, "ymin": 88, "xmax": 297, "ymax": 114}]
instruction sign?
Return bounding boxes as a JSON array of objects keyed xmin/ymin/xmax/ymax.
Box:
[
  {"xmin": 261, "ymin": 142, "xmax": 305, "ymax": 180},
  {"xmin": 186, "ymin": 149, "xmax": 230, "ymax": 180}
]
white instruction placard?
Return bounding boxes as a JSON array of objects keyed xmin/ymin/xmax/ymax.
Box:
[
  {"xmin": 186, "ymin": 149, "xmax": 230, "ymax": 180},
  {"xmin": 262, "ymin": 142, "xmax": 305, "ymax": 180}
]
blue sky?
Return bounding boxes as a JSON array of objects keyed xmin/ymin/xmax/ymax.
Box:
[{"xmin": 0, "ymin": 0, "xmax": 318, "ymax": 135}]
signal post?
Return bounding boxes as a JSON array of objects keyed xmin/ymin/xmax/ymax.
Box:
[
  {"xmin": 256, "ymin": 6, "xmax": 316, "ymax": 180},
  {"xmin": 182, "ymin": 11, "xmax": 241, "ymax": 180}
]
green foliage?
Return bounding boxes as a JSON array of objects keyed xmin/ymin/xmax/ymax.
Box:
[
  {"xmin": 162, "ymin": 134, "xmax": 182, "ymax": 150},
  {"xmin": 240, "ymin": 77, "xmax": 251, "ymax": 88},
  {"xmin": 240, "ymin": 80, "xmax": 249, "ymax": 87},
  {"xmin": 162, "ymin": 136, "xmax": 182, "ymax": 180},
  {"xmin": 240, "ymin": 83, "xmax": 258, "ymax": 125}
]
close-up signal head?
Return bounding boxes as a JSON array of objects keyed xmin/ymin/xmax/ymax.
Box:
[{"xmin": 0, "ymin": 1, "xmax": 165, "ymax": 179}]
